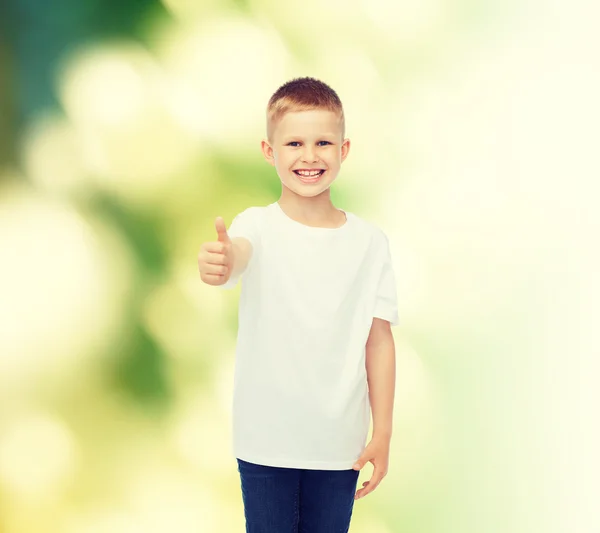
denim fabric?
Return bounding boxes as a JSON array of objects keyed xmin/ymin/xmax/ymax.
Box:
[{"xmin": 237, "ymin": 458, "xmax": 360, "ymax": 533}]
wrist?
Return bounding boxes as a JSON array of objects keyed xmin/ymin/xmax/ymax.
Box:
[{"xmin": 372, "ymin": 430, "xmax": 392, "ymax": 442}]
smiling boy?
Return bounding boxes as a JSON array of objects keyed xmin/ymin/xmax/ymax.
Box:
[{"xmin": 198, "ymin": 77, "xmax": 399, "ymax": 532}]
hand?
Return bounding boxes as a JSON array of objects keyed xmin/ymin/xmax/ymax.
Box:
[
  {"xmin": 352, "ymin": 436, "xmax": 391, "ymax": 500},
  {"xmin": 198, "ymin": 217, "xmax": 235, "ymax": 286}
]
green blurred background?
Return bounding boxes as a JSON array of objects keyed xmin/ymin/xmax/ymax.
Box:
[{"xmin": 1, "ymin": 1, "xmax": 598, "ymax": 532}]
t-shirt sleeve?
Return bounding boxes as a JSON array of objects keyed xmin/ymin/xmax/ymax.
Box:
[
  {"xmin": 372, "ymin": 231, "xmax": 400, "ymax": 326},
  {"xmin": 218, "ymin": 207, "xmax": 261, "ymax": 290}
]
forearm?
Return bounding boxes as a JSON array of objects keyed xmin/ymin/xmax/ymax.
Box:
[
  {"xmin": 229, "ymin": 238, "xmax": 252, "ymax": 280},
  {"xmin": 229, "ymin": 240, "xmax": 244, "ymax": 279},
  {"xmin": 365, "ymin": 335, "xmax": 396, "ymax": 439}
]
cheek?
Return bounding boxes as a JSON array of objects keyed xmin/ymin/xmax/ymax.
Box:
[
  {"xmin": 273, "ymin": 153, "xmax": 286, "ymax": 167},
  {"xmin": 277, "ymin": 154, "xmax": 294, "ymax": 168}
]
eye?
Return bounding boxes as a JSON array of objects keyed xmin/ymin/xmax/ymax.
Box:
[{"xmin": 286, "ymin": 141, "xmax": 331, "ymax": 147}]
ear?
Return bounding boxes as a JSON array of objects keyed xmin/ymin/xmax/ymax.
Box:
[
  {"xmin": 261, "ymin": 138, "xmax": 276, "ymax": 166},
  {"xmin": 341, "ymin": 138, "xmax": 351, "ymax": 162}
]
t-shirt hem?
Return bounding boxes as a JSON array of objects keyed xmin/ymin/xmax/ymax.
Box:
[
  {"xmin": 373, "ymin": 306, "xmax": 400, "ymax": 326},
  {"xmin": 234, "ymin": 449, "xmax": 359, "ymax": 471}
]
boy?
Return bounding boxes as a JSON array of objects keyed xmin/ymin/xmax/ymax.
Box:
[{"xmin": 198, "ymin": 77, "xmax": 399, "ymax": 532}]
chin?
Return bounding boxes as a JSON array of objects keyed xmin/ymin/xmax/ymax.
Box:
[
  {"xmin": 297, "ymin": 189, "xmax": 329, "ymax": 198},
  {"xmin": 283, "ymin": 181, "xmax": 331, "ymax": 196}
]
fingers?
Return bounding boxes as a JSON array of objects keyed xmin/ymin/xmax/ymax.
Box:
[
  {"xmin": 198, "ymin": 241, "xmax": 231, "ymax": 285},
  {"xmin": 198, "ymin": 255, "xmax": 229, "ymax": 285},
  {"xmin": 201, "ymin": 272, "xmax": 226, "ymax": 285},
  {"xmin": 202, "ymin": 245, "xmax": 229, "ymax": 264},
  {"xmin": 354, "ymin": 466, "xmax": 386, "ymax": 500},
  {"xmin": 215, "ymin": 216, "xmax": 231, "ymax": 244},
  {"xmin": 203, "ymin": 261, "xmax": 228, "ymax": 276},
  {"xmin": 199, "ymin": 218, "xmax": 233, "ymax": 286},
  {"xmin": 355, "ymin": 480, "xmax": 379, "ymax": 500}
]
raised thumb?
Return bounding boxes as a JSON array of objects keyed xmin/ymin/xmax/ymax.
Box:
[{"xmin": 215, "ymin": 216, "xmax": 231, "ymax": 244}]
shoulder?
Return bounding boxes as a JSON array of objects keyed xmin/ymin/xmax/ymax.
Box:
[
  {"xmin": 241, "ymin": 204, "xmax": 273, "ymax": 217},
  {"xmin": 235, "ymin": 205, "xmax": 262, "ymax": 217},
  {"xmin": 348, "ymin": 211, "xmax": 389, "ymax": 245},
  {"xmin": 232, "ymin": 204, "xmax": 269, "ymax": 225}
]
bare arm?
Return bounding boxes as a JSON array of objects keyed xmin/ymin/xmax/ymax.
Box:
[
  {"xmin": 229, "ymin": 237, "xmax": 253, "ymax": 281},
  {"xmin": 365, "ymin": 317, "xmax": 396, "ymax": 440}
]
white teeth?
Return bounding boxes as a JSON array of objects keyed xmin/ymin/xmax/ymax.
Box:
[{"xmin": 296, "ymin": 170, "xmax": 323, "ymax": 177}]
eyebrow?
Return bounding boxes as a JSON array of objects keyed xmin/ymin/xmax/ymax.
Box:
[{"xmin": 282, "ymin": 134, "xmax": 337, "ymax": 142}]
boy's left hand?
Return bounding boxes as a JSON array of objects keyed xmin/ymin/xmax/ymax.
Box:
[{"xmin": 352, "ymin": 436, "xmax": 391, "ymax": 500}]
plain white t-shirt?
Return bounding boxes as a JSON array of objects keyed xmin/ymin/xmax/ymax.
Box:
[{"xmin": 218, "ymin": 201, "xmax": 399, "ymax": 470}]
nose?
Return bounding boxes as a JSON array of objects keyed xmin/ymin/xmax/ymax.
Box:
[{"xmin": 301, "ymin": 147, "xmax": 318, "ymax": 164}]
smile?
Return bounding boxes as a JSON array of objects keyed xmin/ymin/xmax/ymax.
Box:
[{"xmin": 293, "ymin": 170, "xmax": 326, "ymax": 182}]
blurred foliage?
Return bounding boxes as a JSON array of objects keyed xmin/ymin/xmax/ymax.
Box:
[
  {"xmin": 1, "ymin": 0, "xmax": 598, "ymax": 532},
  {"xmin": 0, "ymin": 0, "xmax": 168, "ymax": 131}
]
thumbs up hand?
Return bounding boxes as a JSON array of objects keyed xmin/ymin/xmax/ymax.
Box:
[
  {"xmin": 198, "ymin": 216, "xmax": 236, "ymax": 286},
  {"xmin": 215, "ymin": 216, "xmax": 231, "ymax": 245}
]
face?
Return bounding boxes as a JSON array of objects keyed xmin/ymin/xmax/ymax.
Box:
[{"xmin": 261, "ymin": 109, "xmax": 350, "ymax": 198}]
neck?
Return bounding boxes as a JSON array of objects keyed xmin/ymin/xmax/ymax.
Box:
[{"xmin": 277, "ymin": 190, "xmax": 346, "ymax": 227}]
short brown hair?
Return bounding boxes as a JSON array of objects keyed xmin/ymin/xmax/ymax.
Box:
[{"xmin": 266, "ymin": 77, "xmax": 345, "ymax": 142}]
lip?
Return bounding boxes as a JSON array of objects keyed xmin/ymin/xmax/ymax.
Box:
[{"xmin": 294, "ymin": 169, "xmax": 326, "ymax": 183}]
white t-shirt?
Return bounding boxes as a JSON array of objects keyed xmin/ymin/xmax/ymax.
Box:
[{"xmin": 218, "ymin": 201, "xmax": 399, "ymax": 470}]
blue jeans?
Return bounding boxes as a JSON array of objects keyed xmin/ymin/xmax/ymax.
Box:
[{"xmin": 237, "ymin": 458, "xmax": 360, "ymax": 533}]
